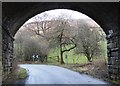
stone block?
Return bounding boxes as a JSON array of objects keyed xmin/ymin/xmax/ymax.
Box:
[
  {"xmin": 111, "ymin": 51, "xmax": 119, "ymax": 57},
  {"xmin": 107, "ymin": 43, "xmax": 113, "ymax": 49}
]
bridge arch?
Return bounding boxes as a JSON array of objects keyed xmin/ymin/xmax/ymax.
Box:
[
  {"xmin": 2, "ymin": 2, "xmax": 118, "ymax": 36},
  {"xmin": 2, "ymin": 2, "xmax": 119, "ymax": 82}
]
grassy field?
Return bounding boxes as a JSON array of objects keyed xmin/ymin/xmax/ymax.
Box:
[
  {"xmin": 48, "ymin": 47, "xmax": 87, "ymax": 64},
  {"xmin": 48, "ymin": 41, "xmax": 107, "ymax": 65}
]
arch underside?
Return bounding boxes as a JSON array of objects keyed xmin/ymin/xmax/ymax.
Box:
[{"xmin": 2, "ymin": 2, "xmax": 119, "ymax": 36}]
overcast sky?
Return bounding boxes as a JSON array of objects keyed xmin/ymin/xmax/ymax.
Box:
[{"xmin": 25, "ymin": 9, "xmax": 90, "ymax": 24}]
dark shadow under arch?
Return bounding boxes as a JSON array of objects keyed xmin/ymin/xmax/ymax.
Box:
[{"xmin": 2, "ymin": 2, "xmax": 118, "ymax": 36}]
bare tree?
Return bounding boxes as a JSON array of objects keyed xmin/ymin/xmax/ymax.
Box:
[
  {"xmin": 75, "ymin": 20, "xmax": 103, "ymax": 62},
  {"xmin": 24, "ymin": 13, "xmax": 55, "ymax": 39},
  {"xmin": 14, "ymin": 27, "xmax": 50, "ymax": 62},
  {"xmin": 47, "ymin": 18, "xmax": 76, "ymax": 64},
  {"xmin": 23, "ymin": 12, "xmax": 76, "ymax": 64}
]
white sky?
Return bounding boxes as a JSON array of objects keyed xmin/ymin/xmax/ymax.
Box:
[{"xmin": 25, "ymin": 9, "xmax": 90, "ymax": 24}]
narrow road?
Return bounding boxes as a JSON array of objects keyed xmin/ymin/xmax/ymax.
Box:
[{"xmin": 18, "ymin": 64, "xmax": 108, "ymax": 84}]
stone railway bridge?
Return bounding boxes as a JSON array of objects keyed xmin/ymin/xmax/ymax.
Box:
[{"xmin": 2, "ymin": 2, "xmax": 120, "ymax": 82}]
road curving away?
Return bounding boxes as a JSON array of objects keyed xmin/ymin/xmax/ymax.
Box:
[{"xmin": 17, "ymin": 64, "xmax": 108, "ymax": 84}]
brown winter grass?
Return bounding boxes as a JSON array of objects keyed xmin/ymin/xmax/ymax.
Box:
[{"xmin": 47, "ymin": 59, "xmax": 110, "ymax": 83}]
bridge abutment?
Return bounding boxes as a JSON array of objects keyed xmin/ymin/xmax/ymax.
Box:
[
  {"xmin": 2, "ymin": 28, "xmax": 14, "ymax": 81},
  {"xmin": 107, "ymin": 30, "xmax": 120, "ymax": 81}
]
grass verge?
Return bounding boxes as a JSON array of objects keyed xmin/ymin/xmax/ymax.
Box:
[
  {"xmin": 3, "ymin": 66, "xmax": 28, "ymax": 84},
  {"xmin": 18, "ymin": 68, "xmax": 28, "ymax": 79}
]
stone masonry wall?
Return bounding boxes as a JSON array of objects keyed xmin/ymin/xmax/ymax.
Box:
[
  {"xmin": 107, "ymin": 30, "xmax": 120, "ymax": 81},
  {"xmin": 2, "ymin": 28, "xmax": 14, "ymax": 81}
]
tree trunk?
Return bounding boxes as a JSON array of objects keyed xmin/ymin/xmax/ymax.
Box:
[
  {"xmin": 57, "ymin": 56, "xmax": 59, "ymax": 62},
  {"xmin": 86, "ymin": 54, "xmax": 92, "ymax": 62},
  {"xmin": 45, "ymin": 55, "xmax": 47, "ymax": 62},
  {"xmin": 60, "ymin": 44, "xmax": 65, "ymax": 64}
]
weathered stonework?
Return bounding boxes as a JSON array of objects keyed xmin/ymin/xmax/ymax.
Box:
[
  {"xmin": 2, "ymin": 27, "xmax": 14, "ymax": 81},
  {"xmin": 107, "ymin": 30, "xmax": 120, "ymax": 81},
  {"xmin": 0, "ymin": 26, "xmax": 2, "ymax": 85}
]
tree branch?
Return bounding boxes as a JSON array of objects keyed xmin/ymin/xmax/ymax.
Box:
[{"xmin": 62, "ymin": 44, "xmax": 76, "ymax": 53}]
